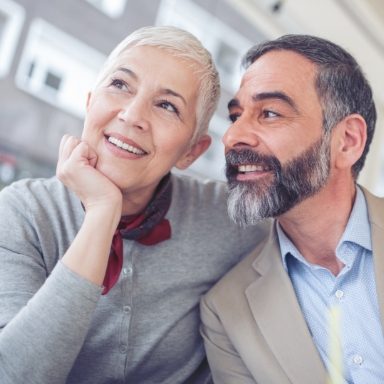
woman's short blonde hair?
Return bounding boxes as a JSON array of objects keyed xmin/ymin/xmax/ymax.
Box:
[{"xmin": 93, "ymin": 26, "xmax": 220, "ymax": 143}]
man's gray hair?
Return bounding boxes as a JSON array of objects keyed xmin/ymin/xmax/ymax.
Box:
[
  {"xmin": 242, "ymin": 34, "xmax": 377, "ymax": 179},
  {"xmin": 93, "ymin": 26, "xmax": 220, "ymax": 143}
]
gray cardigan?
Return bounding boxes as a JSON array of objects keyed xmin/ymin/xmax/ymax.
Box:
[{"xmin": 0, "ymin": 174, "xmax": 270, "ymax": 384}]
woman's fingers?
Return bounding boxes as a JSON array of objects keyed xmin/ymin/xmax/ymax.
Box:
[
  {"xmin": 58, "ymin": 134, "xmax": 71, "ymax": 158},
  {"xmin": 61, "ymin": 136, "xmax": 82, "ymax": 161},
  {"xmin": 56, "ymin": 134, "xmax": 122, "ymax": 212},
  {"xmin": 70, "ymin": 141, "xmax": 98, "ymax": 168},
  {"xmin": 57, "ymin": 135, "xmax": 82, "ymax": 173}
]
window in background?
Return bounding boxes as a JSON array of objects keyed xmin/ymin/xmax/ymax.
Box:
[
  {"xmin": 0, "ymin": 0, "xmax": 25, "ymax": 78},
  {"xmin": 84, "ymin": 0, "xmax": 127, "ymax": 19},
  {"xmin": 156, "ymin": 0, "xmax": 253, "ymax": 93},
  {"xmin": 15, "ymin": 19, "xmax": 106, "ymax": 119}
]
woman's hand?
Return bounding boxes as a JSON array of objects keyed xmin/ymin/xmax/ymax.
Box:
[
  {"xmin": 56, "ymin": 135, "xmax": 122, "ymax": 214},
  {"xmin": 57, "ymin": 135, "xmax": 123, "ymax": 286}
]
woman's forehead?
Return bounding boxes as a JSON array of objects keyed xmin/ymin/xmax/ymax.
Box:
[{"xmin": 110, "ymin": 46, "xmax": 201, "ymax": 98}]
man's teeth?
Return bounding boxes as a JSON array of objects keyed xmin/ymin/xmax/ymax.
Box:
[
  {"xmin": 108, "ymin": 136, "xmax": 145, "ymax": 154},
  {"xmin": 238, "ymin": 165, "xmax": 269, "ymax": 173}
]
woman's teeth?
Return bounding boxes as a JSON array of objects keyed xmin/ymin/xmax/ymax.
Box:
[
  {"xmin": 238, "ymin": 165, "xmax": 270, "ymax": 173},
  {"xmin": 108, "ymin": 136, "xmax": 146, "ymax": 155}
]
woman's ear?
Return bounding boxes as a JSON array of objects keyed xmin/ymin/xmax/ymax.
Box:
[
  {"xmin": 175, "ymin": 135, "xmax": 212, "ymax": 170},
  {"xmin": 86, "ymin": 92, "xmax": 92, "ymax": 110},
  {"xmin": 333, "ymin": 114, "xmax": 367, "ymax": 172}
]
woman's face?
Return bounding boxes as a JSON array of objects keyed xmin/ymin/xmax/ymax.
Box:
[{"xmin": 82, "ymin": 45, "xmax": 207, "ymax": 199}]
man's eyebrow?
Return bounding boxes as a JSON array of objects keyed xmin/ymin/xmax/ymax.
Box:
[
  {"xmin": 114, "ymin": 67, "xmax": 137, "ymax": 79},
  {"xmin": 252, "ymin": 92, "xmax": 299, "ymax": 113},
  {"xmin": 228, "ymin": 98, "xmax": 240, "ymax": 110},
  {"xmin": 160, "ymin": 88, "xmax": 187, "ymax": 107}
]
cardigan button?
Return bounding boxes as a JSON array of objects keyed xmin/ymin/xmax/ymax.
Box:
[{"xmin": 120, "ymin": 345, "xmax": 128, "ymax": 354}]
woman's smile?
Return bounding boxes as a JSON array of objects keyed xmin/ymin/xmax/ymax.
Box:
[{"xmin": 104, "ymin": 133, "xmax": 147, "ymax": 160}]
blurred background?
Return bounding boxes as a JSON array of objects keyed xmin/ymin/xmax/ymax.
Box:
[{"xmin": 0, "ymin": 0, "xmax": 384, "ymax": 195}]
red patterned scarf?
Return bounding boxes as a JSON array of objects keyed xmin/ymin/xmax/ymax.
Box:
[{"xmin": 102, "ymin": 173, "xmax": 172, "ymax": 294}]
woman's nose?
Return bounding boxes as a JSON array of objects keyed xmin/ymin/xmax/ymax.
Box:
[
  {"xmin": 223, "ymin": 117, "xmax": 260, "ymax": 150},
  {"xmin": 117, "ymin": 95, "xmax": 150, "ymax": 131}
]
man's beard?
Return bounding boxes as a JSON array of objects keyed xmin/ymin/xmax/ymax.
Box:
[{"xmin": 225, "ymin": 134, "xmax": 331, "ymax": 226}]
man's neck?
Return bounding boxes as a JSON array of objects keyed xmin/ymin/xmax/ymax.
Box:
[{"xmin": 277, "ymin": 178, "xmax": 357, "ymax": 276}]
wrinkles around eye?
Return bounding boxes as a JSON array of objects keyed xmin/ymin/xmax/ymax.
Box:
[{"xmin": 110, "ymin": 78, "xmax": 129, "ymax": 91}]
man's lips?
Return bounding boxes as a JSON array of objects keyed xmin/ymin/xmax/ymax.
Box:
[
  {"xmin": 237, "ymin": 164, "xmax": 271, "ymax": 173},
  {"xmin": 105, "ymin": 133, "xmax": 147, "ymax": 155},
  {"xmin": 235, "ymin": 163, "xmax": 273, "ymax": 181}
]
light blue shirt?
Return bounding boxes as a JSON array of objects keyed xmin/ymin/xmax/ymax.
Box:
[{"xmin": 277, "ymin": 187, "xmax": 384, "ymax": 384}]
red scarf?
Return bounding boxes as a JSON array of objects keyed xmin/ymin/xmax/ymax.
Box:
[{"xmin": 102, "ymin": 173, "xmax": 172, "ymax": 294}]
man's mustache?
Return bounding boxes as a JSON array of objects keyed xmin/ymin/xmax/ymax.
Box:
[{"xmin": 225, "ymin": 149, "xmax": 282, "ymax": 180}]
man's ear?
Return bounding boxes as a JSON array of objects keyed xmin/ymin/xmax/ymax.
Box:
[
  {"xmin": 175, "ymin": 135, "xmax": 212, "ymax": 170},
  {"xmin": 334, "ymin": 114, "xmax": 367, "ymax": 171}
]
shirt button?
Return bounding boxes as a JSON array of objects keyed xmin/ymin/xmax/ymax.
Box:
[
  {"xmin": 123, "ymin": 267, "xmax": 132, "ymax": 275},
  {"xmin": 353, "ymin": 355, "xmax": 363, "ymax": 365},
  {"xmin": 123, "ymin": 305, "xmax": 131, "ymax": 314},
  {"xmin": 335, "ymin": 290, "xmax": 344, "ymax": 299},
  {"xmin": 120, "ymin": 345, "xmax": 128, "ymax": 354}
]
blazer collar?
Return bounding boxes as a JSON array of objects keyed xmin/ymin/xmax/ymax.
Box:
[
  {"xmin": 246, "ymin": 222, "xmax": 328, "ymax": 384},
  {"xmin": 361, "ymin": 186, "xmax": 384, "ymax": 334}
]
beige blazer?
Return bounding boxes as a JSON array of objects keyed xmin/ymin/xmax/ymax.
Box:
[{"xmin": 201, "ymin": 187, "xmax": 384, "ymax": 384}]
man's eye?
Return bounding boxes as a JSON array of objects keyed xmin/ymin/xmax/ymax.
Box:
[
  {"xmin": 264, "ymin": 110, "xmax": 279, "ymax": 118},
  {"xmin": 111, "ymin": 78, "xmax": 128, "ymax": 90},
  {"xmin": 159, "ymin": 101, "xmax": 179, "ymax": 114},
  {"xmin": 229, "ymin": 113, "xmax": 240, "ymax": 123}
]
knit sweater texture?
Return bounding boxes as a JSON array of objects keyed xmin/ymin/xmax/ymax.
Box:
[{"xmin": 0, "ymin": 174, "xmax": 270, "ymax": 384}]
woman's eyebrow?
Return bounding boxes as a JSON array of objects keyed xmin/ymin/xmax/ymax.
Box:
[
  {"xmin": 160, "ymin": 88, "xmax": 187, "ymax": 107},
  {"xmin": 114, "ymin": 67, "xmax": 137, "ymax": 79}
]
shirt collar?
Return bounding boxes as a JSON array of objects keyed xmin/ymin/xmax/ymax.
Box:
[{"xmin": 277, "ymin": 186, "xmax": 372, "ymax": 271}]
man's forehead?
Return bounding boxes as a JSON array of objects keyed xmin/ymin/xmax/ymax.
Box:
[{"xmin": 237, "ymin": 50, "xmax": 317, "ymax": 97}]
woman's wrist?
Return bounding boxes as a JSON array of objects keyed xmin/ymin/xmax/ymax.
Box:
[
  {"xmin": 61, "ymin": 200, "xmax": 122, "ymax": 287},
  {"xmin": 84, "ymin": 199, "xmax": 122, "ymax": 232}
]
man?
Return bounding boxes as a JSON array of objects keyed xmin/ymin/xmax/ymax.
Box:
[{"xmin": 200, "ymin": 34, "xmax": 384, "ymax": 384}]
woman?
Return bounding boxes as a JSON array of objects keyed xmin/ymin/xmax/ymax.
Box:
[{"xmin": 0, "ymin": 26, "xmax": 269, "ymax": 383}]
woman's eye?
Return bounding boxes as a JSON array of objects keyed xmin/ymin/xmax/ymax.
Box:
[
  {"xmin": 159, "ymin": 101, "xmax": 179, "ymax": 114},
  {"xmin": 111, "ymin": 78, "xmax": 128, "ymax": 90}
]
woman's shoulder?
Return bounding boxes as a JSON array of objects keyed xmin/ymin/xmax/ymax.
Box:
[
  {"xmin": 0, "ymin": 176, "xmax": 80, "ymax": 216},
  {"xmin": 169, "ymin": 173, "xmax": 232, "ymax": 228},
  {"xmin": 171, "ymin": 173, "xmax": 227, "ymax": 206},
  {"xmin": 169, "ymin": 172, "xmax": 272, "ymax": 250}
]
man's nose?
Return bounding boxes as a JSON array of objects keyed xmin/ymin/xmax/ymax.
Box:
[
  {"xmin": 117, "ymin": 95, "xmax": 150, "ymax": 131},
  {"xmin": 222, "ymin": 117, "xmax": 260, "ymax": 150}
]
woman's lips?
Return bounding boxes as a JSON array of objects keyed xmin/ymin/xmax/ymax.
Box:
[
  {"xmin": 105, "ymin": 132, "xmax": 147, "ymax": 156},
  {"xmin": 104, "ymin": 134, "xmax": 147, "ymax": 159}
]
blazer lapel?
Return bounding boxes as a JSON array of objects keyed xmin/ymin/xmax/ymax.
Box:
[
  {"xmin": 245, "ymin": 225, "xmax": 328, "ymax": 384},
  {"xmin": 362, "ymin": 187, "xmax": 384, "ymax": 333}
]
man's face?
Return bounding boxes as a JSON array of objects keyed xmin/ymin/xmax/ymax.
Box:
[{"xmin": 223, "ymin": 50, "xmax": 330, "ymax": 226}]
